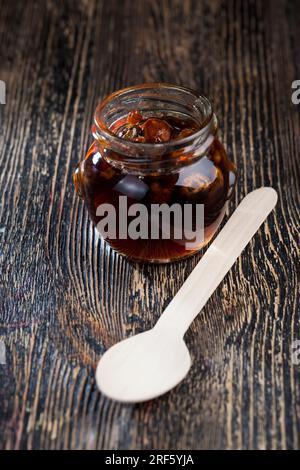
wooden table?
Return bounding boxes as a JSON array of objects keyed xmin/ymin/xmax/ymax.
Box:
[{"xmin": 0, "ymin": 0, "xmax": 299, "ymax": 450}]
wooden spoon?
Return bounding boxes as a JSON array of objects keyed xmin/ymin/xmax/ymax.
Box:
[{"xmin": 96, "ymin": 187, "xmax": 278, "ymax": 403}]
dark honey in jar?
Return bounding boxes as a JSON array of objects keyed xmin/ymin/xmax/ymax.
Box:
[{"xmin": 73, "ymin": 83, "xmax": 236, "ymax": 263}]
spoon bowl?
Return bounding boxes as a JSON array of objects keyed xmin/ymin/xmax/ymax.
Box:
[{"xmin": 96, "ymin": 329, "xmax": 191, "ymax": 402}]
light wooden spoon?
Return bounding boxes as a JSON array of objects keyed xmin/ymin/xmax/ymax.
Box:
[{"xmin": 96, "ymin": 187, "xmax": 278, "ymax": 403}]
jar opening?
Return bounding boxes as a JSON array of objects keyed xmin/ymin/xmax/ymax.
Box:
[{"xmin": 93, "ymin": 83, "xmax": 217, "ymax": 169}]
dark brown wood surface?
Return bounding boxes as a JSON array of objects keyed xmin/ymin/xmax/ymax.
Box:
[{"xmin": 0, "ymin": 0, "xmax": 299, "ymax": 450}]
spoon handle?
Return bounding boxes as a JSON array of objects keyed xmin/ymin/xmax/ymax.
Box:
[{"xmin": 155, "ymin": 187, "xmax": 278, "ymax": 337}]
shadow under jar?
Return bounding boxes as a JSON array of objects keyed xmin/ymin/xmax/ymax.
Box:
[{"xmin": 73, "ymin": 83, "xmax": 236, "ymax": 263}]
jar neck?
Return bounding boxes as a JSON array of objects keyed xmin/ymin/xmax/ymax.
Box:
[{"xmin": 92, "ymin": 83, "xmax": 218, "ymax": 174}]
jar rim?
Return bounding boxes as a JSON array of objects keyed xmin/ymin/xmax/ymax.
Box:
[{"xmin": 93, "ymin": 83, "xmax": 216, "ymax": 157}]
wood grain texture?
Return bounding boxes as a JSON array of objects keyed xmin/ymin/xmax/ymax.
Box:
[{"xmin": 0, "ymin": 0, "xmax": 299, "ymax": 450}]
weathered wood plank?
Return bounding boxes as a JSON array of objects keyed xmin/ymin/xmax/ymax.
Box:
[{"xmin": 0, "ymin": 0, "xmax": 299, "ymax": 450}]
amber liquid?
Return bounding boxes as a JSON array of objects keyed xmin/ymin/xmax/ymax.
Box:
[{"xmin": 74, "ymin": 117, "xmax": 236, "ymax": 262}]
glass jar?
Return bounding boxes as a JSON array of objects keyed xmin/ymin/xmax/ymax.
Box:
[{"xmin": 73, "ymin": 83, "xmax": 236, "ymax": 263}]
